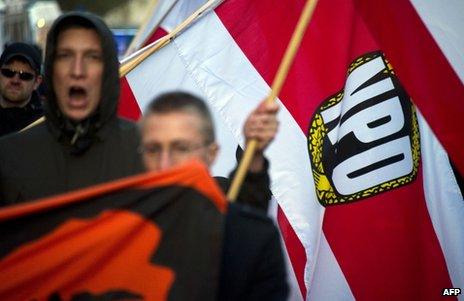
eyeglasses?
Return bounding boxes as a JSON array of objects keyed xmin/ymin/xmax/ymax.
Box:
[
  {"xmin": 140, "ymin": 142, "xmax": 209, "ymax": 163},
  {"xmin": 0, "ymin": 68, "xmax": 35, "ymax": 81}
]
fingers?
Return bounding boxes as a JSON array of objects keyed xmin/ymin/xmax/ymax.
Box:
[
  {"xmin": 244, "ymin": 100, "xmax": 280, "ymax": 151},
  {"xmin": 256, "ymin": 100, "xmax": 279, "ymax": 114},
  {"xmin": 245, "ymin": 116, "xmax": 278, "ymax": 136}
]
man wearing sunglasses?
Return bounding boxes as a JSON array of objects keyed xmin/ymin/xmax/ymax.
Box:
[{"xmin": 0, "ymin": 42, "xmax": 43, "ymax": 136}]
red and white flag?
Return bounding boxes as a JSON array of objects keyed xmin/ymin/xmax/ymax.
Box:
[{"xmin": 119, "ymin": 0, "xmax": 464, "ymax": 300}]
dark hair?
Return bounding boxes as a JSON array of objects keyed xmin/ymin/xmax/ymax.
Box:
[
  {"xmin": 144, "ymin": 91, "xmax": 215, "ymax": 144},
  {"xmin": 53, "ymin": 14, "xmax": 97, "ymax": 33},
  {"xmin": 51, "ymin": 16, "xmax": 98, "ymax": 66}
]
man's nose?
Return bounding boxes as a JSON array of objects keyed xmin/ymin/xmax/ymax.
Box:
[
  {"xmin": 158, "ymin": 149, "xmax": 174, "ymax": 171},
  {"xmin": 71, "ymin": 56, "xmax": 85, "ymax": 78},
  {"xmin": 10, "ymin": 73, "xmax": 22, "ymax": 83}
]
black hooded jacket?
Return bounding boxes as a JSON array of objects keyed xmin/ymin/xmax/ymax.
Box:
[{"xmin": 0, "ymin": 12, "xmax": 144, "ymax": 205}]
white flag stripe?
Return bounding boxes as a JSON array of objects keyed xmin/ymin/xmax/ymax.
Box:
[
  {"xmin": 419, "ymin": 111, "xmax": 464, "ymax": 294},
  {"xmin": 308, "ymin": 233, "xmax": 355, "ymax": 301},
  {"xmin": 410, "ymin": 0, "xmax": 464, "ymax": 83}
]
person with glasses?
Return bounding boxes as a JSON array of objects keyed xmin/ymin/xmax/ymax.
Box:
[
  {"xmin": 141, "ymin": 91, "xmax": 279, "ymax": 211},
  {"xmin": 0, "ymin": 42, "xmax": 43, "ymax": 136},
  {"xmin": 140, "ymin": 91, "xmax": 288, "ymax": 301}
]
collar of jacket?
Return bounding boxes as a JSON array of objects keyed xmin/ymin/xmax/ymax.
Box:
[{"xmin": 46, "ymin": 112, "xmax": 118, "ymax": 156}]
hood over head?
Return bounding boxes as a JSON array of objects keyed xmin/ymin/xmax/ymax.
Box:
[{"xmin": 44, "ymin": 11, "xmax": 120, "ymax": 154}]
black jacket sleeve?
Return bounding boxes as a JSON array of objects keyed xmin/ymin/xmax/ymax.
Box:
[
  {"xmin": 228, "ymin": 157, "xmax": 271, "ymax": 211},
  {"xmin": 215, "ymin": 146, "xmax": 272, "ymax": 212}
]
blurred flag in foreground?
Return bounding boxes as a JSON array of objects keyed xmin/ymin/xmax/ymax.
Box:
[
  {"xmin": 120, "ymin": 0, "xmax": 464, "ymax": 300},
  {"xmin": 0, "ymin": 161, "xmax": 226, "ymax": 301}
]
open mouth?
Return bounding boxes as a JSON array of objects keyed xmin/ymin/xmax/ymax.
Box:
[
  {"xmin": 68, "ymin": 86, "xmax": 88, "ymax": 108},
  {"xmin": 69, "ymin": 86, "xmax": 87, "ymax": 99}
]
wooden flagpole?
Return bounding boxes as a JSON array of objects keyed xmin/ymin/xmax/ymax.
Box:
[
  {"xmin": 20, "ymin": 116, "xmax": 45, "ymax": 132},
  {"xmin": 119, "ymin": 0, "xmax": 223, "ymax": 77},
  {"xmin": 227, "ymin": 0, "xmax": 319, "ymax": 201}
]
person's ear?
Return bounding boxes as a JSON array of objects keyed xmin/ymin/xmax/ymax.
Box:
[
  {"xmin": 33, "ymin": 75, "xmax": 42, "ymax": 90},
  {"xmin": 205, "ymin": 142, "xmax": 219, "ymax": 167}
]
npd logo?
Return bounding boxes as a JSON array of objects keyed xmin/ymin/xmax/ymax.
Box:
[{"xmin": 308, "ymin": 51, "xmax": 420, "ymax": 206}]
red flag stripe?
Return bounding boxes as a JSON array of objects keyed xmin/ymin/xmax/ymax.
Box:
[
  {"xmin": 355, "ymin": 0, "xmax": 464, "ymax": 177},
  {"xmin": 145, "ymin": 27, "xmax": 169, "ymax": 47},
  {"xmin": 118, "ymin": 77, "xmax": 142, "ymax": 120},
  {"xmin": 277, "ymin": 206, "xmax": 307, "ymax": 298}
]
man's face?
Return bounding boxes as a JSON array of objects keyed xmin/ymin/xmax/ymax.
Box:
[
  {"xmin": 0, "ymin": 60, "xmax": 41, "ymax": 106},
  {"xmin": 141, "ymin": 111, "xmax": 218, "ymax": 172},
  {"xmin": 53, "ymin": 27, "xmax": 103, "ymax": 121}
]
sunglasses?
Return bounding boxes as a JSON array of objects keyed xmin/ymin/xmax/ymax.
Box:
[{"xmin": 0, "ymin": 68, "xmax": 35, "ymax": 81}]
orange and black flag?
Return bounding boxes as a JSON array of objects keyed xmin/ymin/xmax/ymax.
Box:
[{"xmin": 0, "ymin": 160, "xmax": 227, "ymax": 301}]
